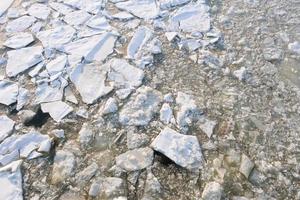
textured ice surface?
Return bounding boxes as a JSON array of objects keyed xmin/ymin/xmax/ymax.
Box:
[
  {"xmin": 169, "ymin": 1, "xmax": 210, "ymax": 33},
  {"xmin": 4, "ymin": 33, "xmax": 34, "ymax": 49},
  {"xmin": 41, "ymin": 101, "xmax": 73, "ymax": 122},
  {"xmin": 119, "ymin": 86, "xmax": 162, "ymax": 126},
  {"xmin": 0, "ymin": 0, "xmax": 14, "ymax": 17},
  {"xmin": 0, "ymin": 80, "xmax": 18, "ymax": 106},
  {"xmin": 151, "ymin": 127, "xmax": 203, "ymax": 170},
  {"xmin": 115, "ymin": 0, "xmax": 160, "ymax": 19},
  {"xmin": 6, "ymin": 46, "xmax": 43, "ymax": 77},
  {"xmin": 70, "ymin": 63, "xmax": 113, "ymax": 104},
  {"xmin": 0, "ymin": 115, "xmax": 15, "ymax": 143},
  {"xmin": 0, "ymin": 160, "xmax": 23, "ymax": 200},
  {"xmin": 37, "ymin": 25, "xmax": 76, "ymax": 49},
  {"xmin": 63, "ymin": 32, "xmax": 117, "ymax": 62}
]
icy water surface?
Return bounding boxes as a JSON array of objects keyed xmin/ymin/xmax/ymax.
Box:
[{"xmin": 0, "ymin": 0, "xmax": 300, "ymax": 199}]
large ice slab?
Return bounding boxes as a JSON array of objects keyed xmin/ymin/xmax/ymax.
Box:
[
  {"xmin": 86, "ymin": 15, "xmax": 111, "ymax": 30},
  {"xmin": 0, "ymin": 132, "xmax": 51, "ymax": 163},
  {"xmin": 37, "ymin": 25, "xmax": 76, "ymax": 49},
  {"xmin": 119, "ymin": 86, "xmax": 162, "ymax": 126},
  {"xmin": 126, "ymin": 26, "xmax": 161, "ymax": 67},
  {"xmin": 116, "ymin": 0, "xmax": 160, "ymax": 19},
  {"xmin": 4, "ymin": 32, "xmax": 34, "ymax": 49},
  {"xmin": 0, "ymin": 80, "xmax": 18, "ymax": 105},
  {"xmin": 0, "ymin": 116, "xmax": 15, "ymax": 143},
  {"xmin": 46, "ymin": 55, "xmax": 67, "ymax": 75},
  {"xmin": 63, "ymin": 32, "xmax": 117, "ymax": 62},
  {"xmin": 64, "ymin": 10, "xmax": 91, "ymax": 27},
  {"xmin": 127, "ymin": 26, "xmax": 153, "ymax": 60},
  {"xmin": 70, "ymin": 63, "xmax": 113, "ymax": 104},
  {"xmin": 28, "ymin": 3, "xmax": 51, "ymax": 20},
  {"xmin": 0, "ymin": 160, "xmax": 23, "ymax": 200},
  {"xmin": 6, "ymin": 46, "xmax": 43, "ymax": 77},
  {"xmin": 151, "ymin": 127, "xmax": 203, "ymax": 170},
  {"xmin": 41, "ymin": 101, "xmax": 73, "ymax": 122},
  {"xmin": 168, "ymin": 1, "xmax": 210, "ymax": 33},
  {"xmin": 107, "ymin": 58, "xmax": 144, "ymax": 89},
  {"xmin": 6, "ymin": 15, "xmax": 36, "ymax": 33},
  {"xmin": 49, "ymin": 2, "xmax": 74, "ymax": 15},
  {"xmin": 35, "ymin": 80, "xmax": 67, "ymax": 104}
]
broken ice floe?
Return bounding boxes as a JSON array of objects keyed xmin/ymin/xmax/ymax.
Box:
[
  {"xmin": 0, "ymin": 0, "xmax": 14, "ymax": 17},
  {"xmin": 76, "ymin": 162, "xmax": 98, "ymax": 187},
  {"xmin": 165, "ymin": 32, "xmax": 179, "ymax": 42},
  {"xmin": 0, "ymin": 80, "xmax": 18, "ymax": 106},
  {"xmin": 107, "ymin": 58, "xmax": 144, "ymax": 89},
  {"xmin": 63, "ymin": 0, "xmax": 106, "ymax": 14},
  {"xmin": 99, "ymin": 97, "xmax": 118, "ymax": 115},
  {"xmin": 41, "ymin": 101, "xmax": 73, "ymax": 122},
  {"xmin": 63, "ymin": 32, "xmax": 117, "ymax": 62},
  {"xmin": 111, "ymin": 11, "xmax": 134, "ymax": 21},
  {"xmin": 3, "ymin": 33, "xmax": 34, "ymax": 49},
  {"xmin": 28, "ymin": 3, "xmax": 51, "ymax": 20},
  {"xmin": 86, "ymin": 15, "xmax": 112, "ymax": 30},
  {"xmin": 288, "ymin": 41, "xmax": 300, "ymax": 55},
  {"xmin": 78, "ymin": 123, "xmax": 94, "ymax": 147},
  {"xmin": 142, "ymin": 170, "xmax": 163, "ymax": 199},
  {"xmin": 159, "ymin": 103, "xmax": 174, "ymax": 124},
  {"xmin": 0, "ymin": 160, "xmax": 23, "ymax": 200},
  {"xmin": 49, "ymin": 2, "xmax": 74, "ymax": 15},
  {"xmin": 35, "ymin": 80, "xmax": 67, "ymax": 104},
  {"xmin": 127, "ymin": 26, "xmax": 161, "ymax": 67},
  {"xmin": 0, "ymin": 131, "xmax": 51, "ymax": 165},
  {"xmin": 46, "ymin": 55, "xmax": 67, "ymax": 75},
  {"xmin": 176, "ymin": 92, "xmax": 202, "ymax": 130},
  {"xmin": 6, "ymin": 15, "xmax": 36, "ymax": 33},
  {"xmin": 64, "ymin": 86, "xmax": 78, "ymax": 104},
  {"xmin": 0, "ymin": 115, "xmax": 15, "ymax": 143},
  {"xmin": 6, "ymin": 46, "xmax": 43, "ymax": 77},
  {"xmin": 89, "ymin": 177, "xmax": 127, "ymax": 199},
  {"xmin": 151, "ymin": 127, "xmax": 203, "ymax": 170},
  {"xmin": 70, "ymin": 63, "xmax": 113, "ymax": 104},
  {"xmin": 115, "ymin": 0, "xmax": 160, "ymax": 20},
  {"xmin": 37, "ymin": 25, "xmax": 76, "ymax": 49},
  {"xmin": 233, "ymin": 67, "xmax": 248, "ymax": 81},
  {"xmin": 119, "ymin": 86, "xmax": 162, "ymax": 126},
  {"xmin": 198, "ymin": 117, "xmax": 217, "ymax": 138},
  {"xmin": 51, "ymin": 149, "xmax": 76, "ymax": 184},
  {"xmin": 127, "ymin": 26, "xmax": 153, "ymax": 59},
  {"xmin": 6, "ymin": 8, "xmax": 22, "ymax": 19},
  {"xmin": 116, "ymin": 147, "xmax": 153, "ymax": 171},
  {"xmin": 168, "ymin": 1, "xmax": 210, "ymax": 34},
  {"xmin": 16, "ymin": 88, "xmax": 30, "ymax": 111},
  {"xmin": 64, "ymin": 10, "xmax": 91, "ymax": 27}
]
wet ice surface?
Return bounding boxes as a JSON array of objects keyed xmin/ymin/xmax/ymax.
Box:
[{"xmin": 0, "ymin": 0, "xmax": 300, "ymax": 199}]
